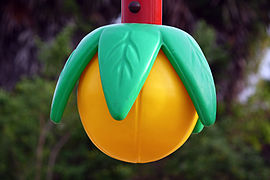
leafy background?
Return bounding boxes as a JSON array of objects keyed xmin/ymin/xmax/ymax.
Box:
[{"xmin": 0, "ymin": 0, "xmax": 270, "ymax": 179}]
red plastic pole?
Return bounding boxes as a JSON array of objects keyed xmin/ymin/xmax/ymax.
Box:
[{"xmin": 121, "ymin": 0, "xmax": 162, "ymax": 25}]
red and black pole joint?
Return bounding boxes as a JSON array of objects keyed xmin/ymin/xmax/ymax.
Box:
[{"xmin": 121, "ymin": 0, "xmax": 163, "ymax": 25}]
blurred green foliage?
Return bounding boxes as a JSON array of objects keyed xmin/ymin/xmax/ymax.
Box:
[
  {"xmin": 1, "ymin": 0, "xmax": 270, "ymax": 179},
  {"xmin": 37, "ymin": 25, "xmax": 75, "ymax": 78}
]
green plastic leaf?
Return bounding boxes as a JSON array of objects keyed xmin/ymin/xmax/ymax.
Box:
[
  {"xmin": 192, "ymin": 120, "xmax": 204, "ymax": 134},
  {"xmin": 50, "ymin": 23, "xmax": 216, "ymax": 132},
  {"xmin": 98, "ymin": 24, "xmax": 162, "ymax": 120},
  {"xmin": 161, "ymin": 26, "xmax": 216, "ymax": 127},
  {"xmin": 50, "ymin": 27, "xmax": 104, "ymax": 123}
]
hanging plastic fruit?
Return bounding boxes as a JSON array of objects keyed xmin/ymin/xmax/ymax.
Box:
[{"xmin": 50, "ymin": 0, "xmax": 217, "ymax": 163}]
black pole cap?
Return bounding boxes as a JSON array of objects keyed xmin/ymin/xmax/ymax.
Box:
[{"xmin": 128, "ymin": 1, "xmax": 141, "ymax": 13}]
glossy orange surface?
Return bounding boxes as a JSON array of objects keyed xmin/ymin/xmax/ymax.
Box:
[{"xmin": 77, "ymin": 51, "xmax": 198, "ymax": 163}]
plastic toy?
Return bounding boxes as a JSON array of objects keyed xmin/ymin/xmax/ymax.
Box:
[{"xmin": 50, "ymin": 0, "xmax": 216, "ymax": 163}]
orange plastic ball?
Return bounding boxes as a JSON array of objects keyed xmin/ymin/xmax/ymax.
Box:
[{"xmin": 77, "ymin": 51, "xmax": 198, "ymax": 163}]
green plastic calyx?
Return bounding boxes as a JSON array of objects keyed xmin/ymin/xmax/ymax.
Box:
[
  {"xmin": 50, "ymin": 27, "xmax": 104, "ymax": 123},
  {"xmin": 50, "ymin": 23, "xmax": 216, "ymax": 133},
  {"xmin": 99, "ymin": 25, "xmax": 162, "ymax": 120}
]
